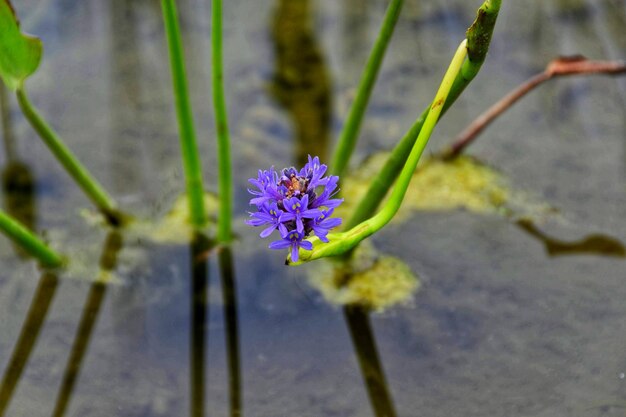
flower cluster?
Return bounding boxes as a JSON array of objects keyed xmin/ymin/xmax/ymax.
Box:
[{"xmin": 246, "ymin": 156, "xmax": 343, "ymax": 262}]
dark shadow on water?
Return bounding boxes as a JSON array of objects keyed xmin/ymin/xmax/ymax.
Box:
[
  {"xmin": 191, "ymin": 233, "xmax": 210, "ymax": 417},
  {"xmin": 516, "ymin": 219, "xmax": 626, "ymax": 258},
  {"xmin": 1, "ymin": 83, "xmax": 37, "ymax": 258},
  {"xmin": 269, "ymin": 0, "xmax": 331, "ymax": 166},
  {"xmin": 190, "ymin": 237, "xmax": 242, "ymax": 417},
  {"xmin": 218, "ymin": 247, "xmax": 242, "ymax": 417},
  {"xmin": 344, "ymin": 305, "xmax": 397, "ymax": 417},
  {"xmin": 0, "ymin": 271, "xmax": 59, "ymax": 416},
  {"xmin": 51, "ymin": 231, "xmax": 124, "ymax": 417}
]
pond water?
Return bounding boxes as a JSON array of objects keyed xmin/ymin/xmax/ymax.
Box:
[{"xmin": 1, "ymin": 0, "xmax": 626, "ymax": 416}]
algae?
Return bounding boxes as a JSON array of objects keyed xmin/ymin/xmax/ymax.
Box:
[
  {"xmin": 142, "ymin": 192, "xmax": 219, "ymax": 244},
  {"xmin": 338, "ymin": 152, "xmax": 554, "ymax": 224},
  {"xmin": 308, "ymin": 242, "xmax": 419, "ymax": 311}
]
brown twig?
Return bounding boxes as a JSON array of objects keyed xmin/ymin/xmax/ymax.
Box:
[{"xmin": 440, "ymin": 56, "xmax": 626, "ymax": 159}]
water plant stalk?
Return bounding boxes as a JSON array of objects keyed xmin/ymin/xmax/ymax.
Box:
[
  {"xmin": 291, "ymin": 40, "xmax": 469, "ymax": 264},
  {"xmin": 0, "ymin": 209, "xmax": 65, "ymax": 267},
  {"xmin": 15, "ymin": 87, "xmax": 123, "ymax": 225},
  {"xmin": 345, "ymin": 0, "xmax": 501, "ymax": 229},
  {"xmin": 161, "ymin": 0, "xmax": 206, "ymax": 229},
  {"xmin": 330, "ymin": 0, "xmax": 404, "ymax": 180},
  {"xmin": 212, "ymin": 0, "xmax": 233, "ymax": 243}
]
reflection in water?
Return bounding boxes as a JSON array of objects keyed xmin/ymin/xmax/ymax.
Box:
[
  {"xmin": 344, "ymin": 306, "xmax": 397, "ymax": 417},
  {"xmin": 108, "ymin": 0, "xmax": 144, "ymax": 194},
  {"xmin": 1, "ymin": 83, "xmax": 37, "ymax": 257},
  {"xmin": 190, "ymin": 233, "xmax": 210, "ymax": 417},
  {"xmin": 516, "ymin": 219, "xmax": 626, "ymax": 258},
  {"xmin": 190, "ymin": 238, "xmax": 242, "ymax": 417},
  {"xmin": 0, "ymin": 83, "xmax": 15, "ymax": 162},
  {"xmin": 0, "ymin": 272, "xmax": 59, "ymax": 416},
  {"xmin": 270, "ymin": 0, "xmax": 331, "ymax": 165},
  {"xmin": 341, "ymin": 0, "xmax": 369, "ymax": 74},
  {"xmin": 218, "ymin": 247, "xmax": 242, "ymax": 417},
  {"xmin": 51, "ymin": 231, "xmax": 124, "ymax": 417}
]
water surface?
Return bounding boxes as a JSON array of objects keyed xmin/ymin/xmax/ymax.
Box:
[{"xmin": 1, "ymin": 0, "xmax": 625, "ymax": 416}]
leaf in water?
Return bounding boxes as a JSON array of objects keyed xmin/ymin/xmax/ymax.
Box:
[{"xmin": 0, "ymin": 0, "xmax": 42, "ymax": 90}]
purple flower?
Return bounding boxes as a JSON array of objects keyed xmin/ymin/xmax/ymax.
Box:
[
  {"xmin": 248, "ymin": 168, "xmax": 282, "ymax": 206},
  {"xmin": 310, "ymin": 176, "xmax": 343, "ymax": 209},
  {"xmin": 269, "ymin": 230, "xmax": 313, "ymax": 262},
  {"xmin": 311, "ymin": 209, "xmax": 342, "ymax": 243},
  {"xmin": 281, "ymin": 194, "xmax": 321, "ymax": 233},
  {"xmin": 246, "ymin": 155, "xmax": 343, "ymax": 260},
  {"xmin": 245, "ymin": 202, "xmax": 287, "ymax": 238},
  {"xmin": 300, "ymin": 155, "xmax": 329, "ymax": 189}
]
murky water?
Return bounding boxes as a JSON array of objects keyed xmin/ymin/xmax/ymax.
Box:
[{"xmin": 1, "ymin": 0, "xmax": 625, "ymax": 416}]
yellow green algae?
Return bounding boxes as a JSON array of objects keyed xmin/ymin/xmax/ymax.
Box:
[
  {"xmin": 306, "ymin": 152, "xmax": 560, "ymax": 310},
  {"xmin": 56, "ymin": 192, "xmax": 219, "ymax": 283},
  {"xmin": 337, "ymin": 152, "xmax": 553, "ymax": 224},
  {"xmin": 308, "ymin": 242, "xmax": 419, "ymax": 312},
  {"xmin": 139, "ymin": 192, "xmax": 219, "ymax": 244}
]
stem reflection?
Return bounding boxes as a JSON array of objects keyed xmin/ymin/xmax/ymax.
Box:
[
  {"xmin": 51, "ymin": 231, "xmax": 124, "ymax": 417},
  {"xmin": 0, "ymin": 272, "xmax": 59, "ymax": 416},
  {"xmin": 1, "ymin": 83, "xmax": 37, "ymax": 258},
  {"xmin": 218, "ymin": 247, "xmax": 241, "ymax": 417},
  {"xmin": 343, "ymin": 305, "xmax": 397, "ymax": 417},
  {"xmin": 190, "ymin": 233, "xmax": 210, "ymax": 417},
  {"xmin": 270, "ymin": 0, "xmax": 331, "ymax": 166}
]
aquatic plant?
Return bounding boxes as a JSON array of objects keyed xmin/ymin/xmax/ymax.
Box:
[
  {"xmin": 277, "ymin": 0, "xmax": 502, "ymax": 264},
  {"xmin": 160, "ymin": 0, "xmax": 207, "ymax": 229},
  {"xmin": 330, "ymin": 0, "xmax": 404, "ymax": 180},
  {"xmin": 0, "ymin": 0, "xmax": 123, "ymax": 225},
  {"xmin": 246, "ymin": 156, "xmax": 343, "ymax": 262},
  {"xmin": 160, "ymin": 0, "xmax": 233, "ymax": 239},
  {"xmin": 211, "ymin": 0, "xmax": 233, "ymax": 243},
  {"xmin": 0, "ymin": 209, "xmax": 64, "ymax": 268}
]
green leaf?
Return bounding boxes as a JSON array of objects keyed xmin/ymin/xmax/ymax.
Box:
[{"xmin": 0, "ymin": 0, "xmax": 42, "ymax": 90}]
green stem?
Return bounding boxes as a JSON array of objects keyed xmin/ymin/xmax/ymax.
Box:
[
  {"xmin": 0, "ymin": 209, "xmax": 65, "ymax": 267},
  {"xmin": 330, "ymin": 0, "xmax": 404, "ymax": 179},
  {"xmin": 291, "ymin": 40, "xmax": 469, "ymax": 265},
  {"xmin": 161, "ymin": 0, "xmax": 206, "ymax": 229},
  {"xmin": 15, "ymin": 87, "xmax": 123, "ymax": 225},
  {"xmin": 212, "ymin": 0, "xmax": 233, "ymax": 243},
  {"xmin": 345, "ymin": 0, "xmax": 502, "ymax": 229}
]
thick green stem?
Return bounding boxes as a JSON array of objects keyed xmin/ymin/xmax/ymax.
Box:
[
  {"xmin": 16, "ymin": 88, "xmax": 122, "ymax": 225},
  {"xmin": 330, "ymin": 0, "xmax": 404, "ymax": 179},
  {"xmin": 0, "ymin": 209, "xmax": 65, "ymax": 267},
  {"xmin": 161, "ymin": 0, "xmax": 206, "ymax": 229},
  {"xmin": 212, "ymin": 0, "xmax": 233, "ymax": 243},
  {"xmin": 291, "ymin": 40, "xmax": 469, "ymax": 265},
  {"xmin": 345, "ymin": 0, "xmax": 501, "ymax": 229}
]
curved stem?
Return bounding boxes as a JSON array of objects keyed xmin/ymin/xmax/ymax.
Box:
[
  {"xmin": 330, "ymin": 0, "xmax": 404, "ymax": 179},
  {"xmin": 290, "ymin": 40, "xmax": 468, "ymax": 264},
  {"xmin": 212, "ymin": 0, "xmax": 233, "ymax": 243},
  {"xmin": 0, "ymin": 209, "xmax": 65, "ymax": 267},
  {"xmin": 345, "ymin": 0, "xmax": 502, "ymax": 229},
  {"xmin": 161, "ymin": 0, "xmax": 207, "ymax": 229},
  {"xmin": 16, "ymin": 87, "xmax": 123, "ymax": 225}
]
